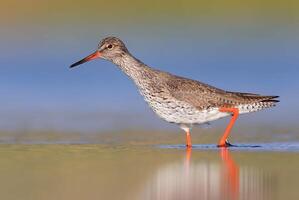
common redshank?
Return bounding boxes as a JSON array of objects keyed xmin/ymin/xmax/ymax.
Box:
[{"xmin": 70, "ymin": 37, "xmax": 279, "ymax": 148}]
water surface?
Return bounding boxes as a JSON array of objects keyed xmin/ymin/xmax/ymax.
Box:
[{"xmin": 0, "ymin": 143, "xmax": 298, "ymax": 200}]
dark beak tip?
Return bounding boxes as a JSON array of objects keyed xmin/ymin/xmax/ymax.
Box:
[
  {"xmin": 69, "ymin": 64, "xmax": 76, "ymax": 68},
  {"xmin": 69, "ymin": 59, "xmax": 85, "ymax": 69}
]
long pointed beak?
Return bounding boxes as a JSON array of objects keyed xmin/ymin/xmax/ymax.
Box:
[{"xmin": 70, "ymin": 51, "xmax": 101, "ymax": 68}]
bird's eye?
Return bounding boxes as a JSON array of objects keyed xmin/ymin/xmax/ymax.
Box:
[{"xmin": 107, "ymin": 44, "xmax": 113, "ymax": 49}]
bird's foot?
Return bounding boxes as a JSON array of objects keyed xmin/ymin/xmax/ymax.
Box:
[{"xmin": 217, "ymin": 139, "xmax": 236, "ymax": 148}]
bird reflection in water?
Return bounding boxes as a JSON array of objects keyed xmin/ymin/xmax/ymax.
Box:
[
  {"xmin": 219, "ymin": 148, "xmax": 239, "ymax": 200},
  {"xmin": 183, "ymin": 148, "xmax": 239, "ymax": 200},
  {"xmin": 138, "ymin": 147, "xmax": 273, "ymax": 200}
]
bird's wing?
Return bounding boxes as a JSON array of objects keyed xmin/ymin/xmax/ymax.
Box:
[{"xmin": 164, "ymin": 75, "xmax": 278, "ymax": 110}]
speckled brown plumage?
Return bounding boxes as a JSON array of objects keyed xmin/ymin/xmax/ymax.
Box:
[{"xmin": 163, "ymin": 74, "xmax": 279, "ymax": 110}]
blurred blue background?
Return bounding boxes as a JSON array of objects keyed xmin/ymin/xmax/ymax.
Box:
[{"xmin": 0, "ymin": 0, "xmax": 298, "ymax": 132}]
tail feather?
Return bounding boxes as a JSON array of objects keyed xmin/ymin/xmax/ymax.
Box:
[
  {"xmin": 261, "ymin": 96, "xmax": 280, "ymax": 103},
  {"xmin": 258, "ymin": 96, "xmax": 279, "ymax": 108},
  {"xmin": 230, "ymin": 91, "xmax": 279, "ymax": 103},
  {"xmin": 236, "ymin": 95, "xmax": 279, "ymax": 114}
]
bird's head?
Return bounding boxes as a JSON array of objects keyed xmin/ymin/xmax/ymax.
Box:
[{"xmin": 70, "ymin": 36, "xmax": 129, "ymax": 68}]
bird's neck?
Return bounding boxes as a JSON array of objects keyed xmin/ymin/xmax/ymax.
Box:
[{"xmin": 112, "ymin": 53, "xmax": 149, "ymax": 80}]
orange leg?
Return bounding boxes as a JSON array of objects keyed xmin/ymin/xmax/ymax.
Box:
[
  {"xmin": 218, "ymin": 107, "xmax": 239, "ymax": 147},
  {"xmin": 185, "ymin": 128, "xmax": 192, "ymax": 148}
]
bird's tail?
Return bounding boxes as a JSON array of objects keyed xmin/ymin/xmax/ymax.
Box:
[
  {"xmin": 237, "ymin": 95, "xmax": 279, "ymax": 114},
  {"xmin": 259, "ymin": 96, "xmax": 280, "ymax": 108}
]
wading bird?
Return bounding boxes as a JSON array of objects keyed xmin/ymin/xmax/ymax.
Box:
[{"xmin": 70, "ymin": 37, "xmax": 279, "ymax": 148}]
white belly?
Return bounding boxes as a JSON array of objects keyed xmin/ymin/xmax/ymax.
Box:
[
  {"xmin": 137, "ymin": 86, "xmax": 252, "ymax": 126},
  {"xmin": 146, "ymin": 97, "xmax": 230, "ymax": 125}
]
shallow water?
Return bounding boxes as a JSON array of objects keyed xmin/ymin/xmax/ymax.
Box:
[
  {"xmin": 161, "ymin": 142, "xmax": 299, "ymax": 152},
  {"xmin": 0, "ymin": 143, "xmax": 298, "ymax": 200}
]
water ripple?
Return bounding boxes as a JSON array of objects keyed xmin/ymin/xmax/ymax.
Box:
[{"xmin": 159, "ymin": 142, "xmax": 299, "ymax": 152}]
